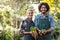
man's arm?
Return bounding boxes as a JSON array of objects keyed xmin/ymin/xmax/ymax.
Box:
[
  {"xmin": 34, "ymin": 15, "xmax": 39, "ymax": 28},
  {"xmin": 46, "ymin": 15, "xmax": 55, "ymax": 32}
]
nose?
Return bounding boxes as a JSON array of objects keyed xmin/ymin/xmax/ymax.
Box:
[
  {"xmin": 30, "ymin": 14, "xmax": 32, "ymax": 15},
  {"xmin": 29, "ymin": 13, "xmax": 32, "ymax": 16},
  {"xmin": 42, "ymin": 7, "xmax": 46, "ymax": 10}
]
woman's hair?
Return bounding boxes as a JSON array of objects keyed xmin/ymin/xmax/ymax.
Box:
[
  {"xmin": 26, "ymin": 9, "xmax": 33, "ymax": 13},
  {"xmin": 38, "ymin": 2, "xmax": 50, "ymax": 12},
  {"xmin": 27, "ymin": 9, "xmax": 33, "ymax": 12}
]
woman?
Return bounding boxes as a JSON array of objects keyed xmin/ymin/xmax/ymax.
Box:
[{"xmin": 20, "ymin": 9, "xmax": 36, "ymax": 40}]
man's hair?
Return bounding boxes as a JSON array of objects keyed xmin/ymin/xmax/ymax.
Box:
[{"xmin": 38, "ymin": 2, "xmax": 50, "ymax": 12}]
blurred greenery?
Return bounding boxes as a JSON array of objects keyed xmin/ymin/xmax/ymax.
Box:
[{"xmin": 0, "ymin": 27, "xmax": 20, "ymax": 40}]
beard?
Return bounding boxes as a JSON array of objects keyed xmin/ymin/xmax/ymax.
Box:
[{"xmin": 41, "ymin": 10, "xmax": 47, "ymax": 14}]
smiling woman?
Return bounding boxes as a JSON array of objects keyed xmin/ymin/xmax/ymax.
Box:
[{"xmin": 20, "ymin": 9, "xmax": 35, "ymax": 40}]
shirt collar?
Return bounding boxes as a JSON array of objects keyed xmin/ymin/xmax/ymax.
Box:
[
  {"xmin": 40, "ymin": 12, "xmax": 49, "ymax": 17},
  {"xmin": 26, "ymin": 18, "xmax": 33, "ymax": 22}
]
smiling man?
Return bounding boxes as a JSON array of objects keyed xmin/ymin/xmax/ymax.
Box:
[{"xmin": 34, "ymin": 2, "xmax": 55, "ymax": 40}]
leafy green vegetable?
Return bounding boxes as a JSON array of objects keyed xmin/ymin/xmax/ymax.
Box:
[{"xmin": 30, "ymin": 26, "xmax": 37, "ymax": 32}]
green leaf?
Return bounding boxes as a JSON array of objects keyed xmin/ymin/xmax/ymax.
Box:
[{"xmin": 30, "ymin": 26, "xmax": 37, "ymax": 32}]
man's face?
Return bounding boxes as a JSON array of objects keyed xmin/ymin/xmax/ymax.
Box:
[
  {"xmin": 27, "ymin": 10, "xmax": 33, "ymax": 19},
  {"xmin": 40, "ymin": 5, "xmax": 47, "ymax": 13}
]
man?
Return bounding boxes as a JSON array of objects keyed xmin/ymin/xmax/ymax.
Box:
[
  {"xmin": 20, "ymin": 9, "xmax": 35, "ymax": 40},
  {"xmin": 34, "ymin": 2, "xmax": 54, "ymax": 40}
]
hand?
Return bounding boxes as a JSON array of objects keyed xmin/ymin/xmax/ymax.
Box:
[
  {"xmin": 41, "ymin": 30, "xmax": 47, "ymax": 35},
  {"xmin": 32, "ymin": 31, "xmax": 38, "ymax": 39},
  {"xmin": 38, "ymin": 30, "xmax": 42, "ymax": 36}
]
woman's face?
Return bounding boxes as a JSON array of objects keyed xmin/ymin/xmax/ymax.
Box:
[
  {"xmin": 40, "ymin": 5, "xmax": 47, "ymax": 13},
  {"xmin": 27, "ymin": 10, "xmax": 33, "ymax": 19}
]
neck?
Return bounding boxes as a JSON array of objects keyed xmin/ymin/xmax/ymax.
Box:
[
  {"xmin": 42, "ymin": 13, "xmax": 46, "ymax": 16},
  {"xmin": 27, "ymin": 18, "xmax": 32, "ymax": 21}
]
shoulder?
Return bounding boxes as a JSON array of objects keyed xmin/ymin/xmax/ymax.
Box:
[
  {"xmin": 48, "ymin": 14, "xmax": 53, "ymax": 18},
  {"xmin": 35, "ymin": 14, "xmax": 41, "ymax": 19},
  {"xmin": 20, "ymin": 19, "xmax": 27, "ymax": 26},
  {"xmin": 20, "ymin": 19, "xmax": 27, "ymax": 25}
]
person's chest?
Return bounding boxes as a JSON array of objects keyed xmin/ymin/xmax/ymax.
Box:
[{"xmin": 25, "ymin": 20, "xmax": 34, "ymax": 31}]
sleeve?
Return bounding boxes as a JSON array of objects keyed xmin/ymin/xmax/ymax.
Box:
[
  {"xmin": 50, "ymin": 15, "xmax": 55, "ymax": 30},
  {"xmin": 34, "ymin": 15, "xmax": 39, "ymax": 28},
  {"xmin": 19, "ymin": 21, "xmax": 25, "ymax": 34}
]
